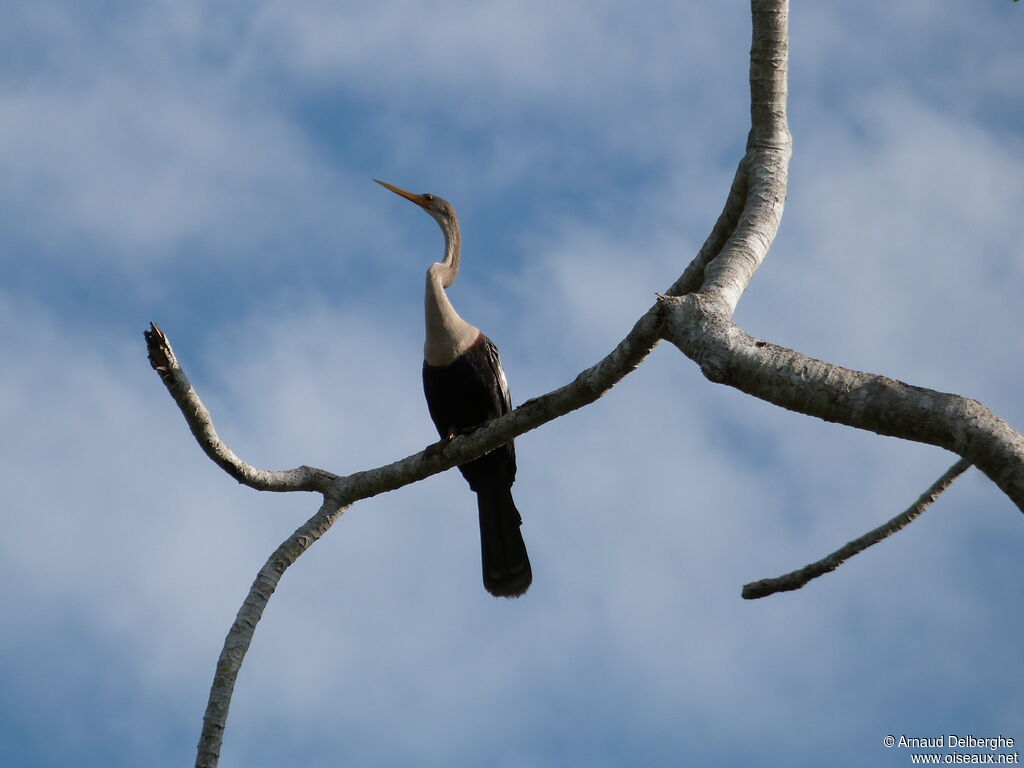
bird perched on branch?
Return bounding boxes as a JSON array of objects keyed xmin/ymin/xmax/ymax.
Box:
[{"xmin": 376, "ymin": 179, "xmax": 532, "ymax": 598}]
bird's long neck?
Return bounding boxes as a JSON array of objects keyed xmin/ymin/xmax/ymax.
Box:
[{"xmin": 424, "ymin": 214, "xmax": 479, "ymax": 367}]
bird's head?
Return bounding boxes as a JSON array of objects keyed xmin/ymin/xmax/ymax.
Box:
[{"xmin": 374, "ymin": 179, "xmax": 456, "ymax": 230}]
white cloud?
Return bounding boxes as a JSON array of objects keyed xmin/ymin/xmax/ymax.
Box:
[
  {"xmin": 0, "ymin": 82, "xmax": 369, "ymax": 261},
  {"xmin": 249, "ymin": 1, "xmax": 744, "ymax": 108},
  {"xmin": 0, "ymin": 0, "xmax": 751, "ymax": 269},
  {"xmin": 1, "ymin": 2, "xmax": 1023, "ymax": 767}
]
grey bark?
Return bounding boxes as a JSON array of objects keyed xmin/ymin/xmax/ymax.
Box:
[
  {"xmin": 742, "ymin": 458, "xmax": 972, "ymax": 598},
  {"xmin": 143, "ymin": 2, "xmax": 1024, "ymax": 765}
]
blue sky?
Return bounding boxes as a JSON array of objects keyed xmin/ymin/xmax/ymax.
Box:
[{"xmin": 2, "ymin": 2, "xmax": 1023, "ymax": 767}]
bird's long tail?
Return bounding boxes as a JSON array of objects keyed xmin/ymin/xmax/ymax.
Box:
[{"xmin": 476, "ymin": 481, "xmax": 532, "ymax": 598}]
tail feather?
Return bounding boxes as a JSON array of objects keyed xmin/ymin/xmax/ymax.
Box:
[{"xmin": 476, "ymin": 482, "xmax": 532, "ymax": 598}]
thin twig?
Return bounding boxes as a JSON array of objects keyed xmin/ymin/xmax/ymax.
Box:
[
  {"xmin": 742, "ymin": 458, "xmax": 972, "ymax": 599},
  {"xmin": 666, "ymin": 155, "xmax": 749, "ymax": 297}
]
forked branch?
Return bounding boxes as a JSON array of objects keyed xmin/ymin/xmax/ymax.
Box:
[{"xmin": 149, "ymin": 308, "xmax": 666, "ymax": 768}]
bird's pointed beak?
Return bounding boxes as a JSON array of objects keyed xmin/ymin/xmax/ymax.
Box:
[{"xmin": 374, "ymin": 179, "xmax": 428, "ymax": 208}]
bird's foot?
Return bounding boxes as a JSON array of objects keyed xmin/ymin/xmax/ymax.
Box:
[
  {"xmin": 424, "ymin": 435, "xmax": 453, "ymax": 459},
  {"xmin": 424, "ymin": 423, "xmax": 487, "ymax": 459}
]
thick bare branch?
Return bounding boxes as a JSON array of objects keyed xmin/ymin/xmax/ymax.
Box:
[
  {"xmin": 748, "ymin": 0, "xmax": 790, "ymax": 151},
  {"xmin": 698, "ymin": 0, "xmax": 791, "ymax": 314},
  {"xmin": 145, "ymin": 323, "xmax": 337, "ymax": 494},
  {"xmin": 742, "ymin": 458, "xmax": 972, "ymax": 599},
  {"xmin": 659, "ymin": 292, "xmax": 1024, "ymax": 510}
]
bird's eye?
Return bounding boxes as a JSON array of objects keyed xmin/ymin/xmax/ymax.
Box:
[{"xmin": 422, "ymin": 194, "xmax": 435, "ymax": 202}]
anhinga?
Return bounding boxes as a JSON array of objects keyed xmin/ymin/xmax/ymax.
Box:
[{"xmin": 375, "ymin": 179, "xmax": 532, "ymax": 598}]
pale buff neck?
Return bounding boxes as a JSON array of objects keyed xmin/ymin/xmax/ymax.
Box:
[{"xmin": 423, "ymin": 212, "xmax": 480, "ymax": 366}]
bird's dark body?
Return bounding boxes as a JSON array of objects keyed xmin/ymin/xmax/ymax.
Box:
[
  {"xmin": 423, "ymin": 333, "xmax": 532, "ymax": 597},
  {"xmin": 423, "ymin": 333, "xmax": 516, "ymax": 483}
]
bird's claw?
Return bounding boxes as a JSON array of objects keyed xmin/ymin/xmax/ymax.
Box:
[{"xmin": 424, "ymin": 438, "xmax": 450, "ymax": 459}]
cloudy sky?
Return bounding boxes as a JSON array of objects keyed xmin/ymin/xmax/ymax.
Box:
[{"xmin": 2, "ymin": 2, "xmax": 1023, "ymax": 766}]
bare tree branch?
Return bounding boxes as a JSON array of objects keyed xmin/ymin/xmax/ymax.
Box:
[
  {"xmin": 196, "ymin": 495, "xmax": 349, "ymax": 768},
  {"xmin": 742, "ymin": 458, "xmax": 973, "ymax": 599},
  {"xmin": 162, "ymin": 305, "xmax": 665, "ymax": 768},
  {"xmin": 666, "ymin": 155, "xmax": 749, "ymax": 297},
  {"xmin": 666, "ymin": 2, "xmax": 789, "ymax": 307},
  {"xmin": 658, "ymin": 294, "xmax": 1024, "ymax": 510},
  {"xmin": 328, "ymin": 306, "xmax": 664, "ymax": 502},
  {"xmin": 699, "ymin": 0, "xmax": 791, "ymax": 313},
  {"xmin": 145, "ymin": 323, "xmax": 336, "ymax": 494},
  {"xmin": 148, "ymin": 304, "xmax": 664, "ymax": 509},
  {"xmin": 141, "ymin": 2, "xmax": 1024, "ymax": 765}
]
